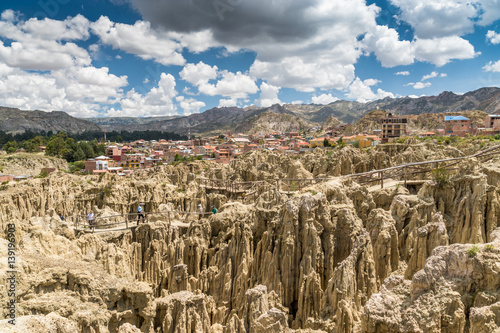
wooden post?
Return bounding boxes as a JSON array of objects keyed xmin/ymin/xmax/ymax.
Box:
[
  {"xmin": 380, "ymin": 171, "xmax": 384, "ymax": 189},
  {"xmin": 404, "ymin": 166, "xmax": 407, "ymax": 187}
]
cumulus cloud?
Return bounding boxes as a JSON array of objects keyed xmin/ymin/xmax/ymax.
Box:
[
  {"xmin": 483, "ymin": 60, "xmax": 500, "ymax": 72},
  {"xmin": 413, "ymin": 36, "xmax": 478, "ymax": 66},
  {"xmin": 389, "ymin": 0, "xmax": 500, "ymax": 39},
  {"xmin": 109, "ymin": 73, "xmax": 178, "ymax": 117},
  {"xmin": 255, "ymin": 82, "xmax": 281, "ymax": 107},
  {"xmin": 486, "ymin": 30, "xmax": 500, "ymax": 44},
  {"xmin": 407, "ymin": 81, "xmax": 432, "ymax": 89},
  {"xmin": 362, "ymin": 25, "xmax": 414, "ymax": 67},
  {"xmin": 396, "ymin": 71, "xmax": 410, "ymax": 76},
  {"xmin": 180, "ymin": 61, "xmax": 258, "ymax": 100},
  {"xmin": 422, "ymin": 71, "xmax": 438, "ymax": 81},
  {"xmin": 91, "ymin": 16, "xmax": 185, "ymax": 66},
  {"xmin": 176, "ymin": 96, "xmax": 206, "ymax": 115},
  {"xmin": 346, "ymin": 78, "xmax": 394, "ymax": 102},
  {"xmin": 218, "ymin": 98, "xmax": 238, "ymax": 107},
  {"xmin": 311, "ymin": 93, "xmax": 339, "ymax": 105}
]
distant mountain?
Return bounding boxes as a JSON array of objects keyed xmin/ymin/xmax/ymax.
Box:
[
  {"xmin": 87, "ymin": 115, "xmax": 181, "ymax": 132},
  {"xmin": 0, "ymin": 107, "xmax": 101, "ymax": 134},
  {"xmin": 2, "ymin": 87, "xmax": 500, "ymax": 136}
]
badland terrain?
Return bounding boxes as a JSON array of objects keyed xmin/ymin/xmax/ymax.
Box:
[{"xmin": 0, "ymin": 139, "xmax": 499, "ymax": 332}]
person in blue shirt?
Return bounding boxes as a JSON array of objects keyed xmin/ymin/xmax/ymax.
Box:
[
  {"xmin": 211, "ymin": 206, "xmax": 217, "ymax": 214},
  {"xmin": 137, "ymin": 204, "xmax": 145, "ymax": 225}
]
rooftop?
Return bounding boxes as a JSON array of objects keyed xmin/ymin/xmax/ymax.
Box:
[{"xmin": 445, "ymin": 116, "xmax": 469, "ymax": 121}]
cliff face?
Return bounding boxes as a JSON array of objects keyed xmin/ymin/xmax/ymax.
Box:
[
  {"xmin": 1, "ymin": 143, "xmax": 500, "ymax": 332},
  {"xmin": 0, "ymin": 107, "xmax": 101, "ymax": 134},
  {"xmin": 0, "ymin": 154, "xmax": 68, "ymax": 176}
]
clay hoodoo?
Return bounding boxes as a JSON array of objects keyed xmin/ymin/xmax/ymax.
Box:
[{"xmin": 1, "ymin": 142, "xmax": 500, "ymax": 332}]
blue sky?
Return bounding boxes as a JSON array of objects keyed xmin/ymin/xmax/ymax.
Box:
[{"xmin": 0, "ymin": 0, "xmax": 499, "ymax": 118}]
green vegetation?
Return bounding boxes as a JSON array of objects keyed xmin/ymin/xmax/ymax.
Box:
[
  {"xmin": 35, "ymin": 171, "xmax": 49, "ymax": 179},
  {"xmin": 485, "ymin": 244, "xmax": 494, "ymax": 252},
  {"xmin": 467, "ymin": 244, "xmax": 479, "ymax": 257},
  {"xmin": 323, "ymin": 138, "xmax": 331, "ymax": 147},
  {"xmin": 0, "ymin": 181, "xmax": 8, "ymax": 191},
  {"xmin": 172, "ymin": 154, "xmax": 202, "ymax": 165},
  {"xmin": 431, "ymin": 167, "xmax": 450, "ymax": 188}
]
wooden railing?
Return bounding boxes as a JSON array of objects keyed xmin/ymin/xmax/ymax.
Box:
[{"xmin": 67, "ymin": 210, "xmax": 213, "ymax": 233}]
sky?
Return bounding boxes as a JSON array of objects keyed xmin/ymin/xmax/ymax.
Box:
[{"xmin": 0, "ymin": 0, "xmax": 499, "ymax": 118}]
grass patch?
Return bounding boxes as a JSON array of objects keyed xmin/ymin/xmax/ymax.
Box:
[
  {"xmin": 485, "ymin": 244, "xmax": 494, "ymax": 252},
  {"xmin": 467, "ymin": 244, "xmax": 479, "ymax": 257}
]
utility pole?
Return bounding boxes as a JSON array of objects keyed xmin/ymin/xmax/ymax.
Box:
[{"xmin": 188, "ymin": 124, "xmax": 191, "ymax": 141}]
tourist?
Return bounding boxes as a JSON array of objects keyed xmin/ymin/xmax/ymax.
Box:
[
  {"xmin": 59, "ymin": 213, "xmax": 65, "ymax": 221},
  {"xmin": 137, "ymin": 203, "xmax": 145, "ymax": 225},
  {"xmin": 198, "ymin": 203, "xmax": 203, "ymax": 220},
  {"xmin": 212, "ymin": 206, "xmax": 217, "ymax": 214},
  {"xmin": 87, "ymin": 210, "xmax": 94, "ymax": 232}
]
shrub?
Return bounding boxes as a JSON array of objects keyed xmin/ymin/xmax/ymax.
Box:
[
  {"xmin": 467, "ymin": 244, "xmax": 479, "ymax": 257},
  {"xmin": 35, "ymin": 171, "xmax": 49, "ymax": 179},
  {"xmin": 431, "ymin": 167, "xmax": 450, "ymax": 188},
  {"xmin": 485, "ymin": 244, "xmax": 494, "ymax": 252}
]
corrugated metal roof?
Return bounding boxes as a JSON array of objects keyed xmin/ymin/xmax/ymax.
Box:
[{"xmin": 444, "ymin": 116, "xmax": 469, "ymax": 121}]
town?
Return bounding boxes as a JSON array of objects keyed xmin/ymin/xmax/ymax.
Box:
[{"xmin": 77, "ymin": 113, "xmax": 500, "ymax": 175}]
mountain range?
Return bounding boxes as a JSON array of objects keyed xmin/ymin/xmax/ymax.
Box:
[{"xmin": 1, "ymin": 87, "xmax": 500, "ymax": 135}]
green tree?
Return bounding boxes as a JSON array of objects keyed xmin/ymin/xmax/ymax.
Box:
[
  {"xmin": 72, "ymin": 146, "xmax": 86, "ymax": 161},
  {"xmin": 46, "ymin": 136, "xmax": 67, "ymax": 157},
  {"xmin": 4, "ymin": 141, "xmax": 18, "ymax": 154},
  {"xmin": 80, "ymin": 142, "xmax": 95, "ymax": 159},
  {"xmin": 22, "ymin": 140, "xmax": 37, "ymax": 152},
  {"xmin": 323, "ymin": 138, "xmax": 331, "ymax": 147},
  {"xmin": 116, "ymin": 135, "xmax": 122, "ymax": 143}
]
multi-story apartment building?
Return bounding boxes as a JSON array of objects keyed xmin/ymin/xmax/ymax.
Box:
[
  {"xmin": 444, "ymin": 116, "xmax": 472, "ymax": 136},
  {"xmin": 381, "ymin": 114, "xmax": 407, "ymax": 143}
]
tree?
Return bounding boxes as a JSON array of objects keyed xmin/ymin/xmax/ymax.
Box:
[
  {"xmin": 323, "ymin": 138, "xmax": 331, "ymax": 147},
  {"xmin": 72, "ymin": 146, "xmax": 86, "ymax": 162},
  {"xmin": 4, "ymin": 141, "xmax": 18, "ymax": 154},
  {"xmin": 116, "ymin": 135, "xmax": 122, "ymax": 143},
  {"xmin": 46, "ymin": 136, "xmax": 66, "ymax": 157},
  {"xmin": 80, "ymin": 142, "xmax": 95, "ymax": 159}
]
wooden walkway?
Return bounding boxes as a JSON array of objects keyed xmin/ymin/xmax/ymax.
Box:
[
  {"xmin": 69, "ymin": 211, "xmax": 212, "ymax": 234},
  {"xmin": 199, "ymin": 143, "xmax": 500, "ymax": 192}
]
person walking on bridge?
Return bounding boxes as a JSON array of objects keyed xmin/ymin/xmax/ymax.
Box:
[
  {"xmin": 137, "ymin": 203, "xmax": 145, "ymax": 225},
  {"xmin": 212, "ymin": 206, "xmax": 217, "ymax": 215},
  {"xmin": 87, "ymin": 210, "xmax": 94, "ymax": 232},
  {"xmin": 198, "ymin": 203, "xmax": 204, "ymax": 220}
]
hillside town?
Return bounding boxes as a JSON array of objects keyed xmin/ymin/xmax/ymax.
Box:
[{"xmin": 81, "ymin": 113, "xmax": 500, "ymax": 175}]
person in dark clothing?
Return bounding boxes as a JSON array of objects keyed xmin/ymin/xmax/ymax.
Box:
[{"xmin": 137, "ymin": 203, "xmax": 145, "ymax": 225}]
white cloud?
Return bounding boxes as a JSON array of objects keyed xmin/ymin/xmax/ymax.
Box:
[
  {"xmin": 176, "ymin": 96, "xmax": 206, "ymax": 115},
  {"xmin": 396, "ymin": 71, "xmax": 410, "ymax": 76},
  {"xmin": 291, "ymin": 100, "xmax": 304, "ymax": 105},
  {"xmin": 312, "ymin": 93, "xmax": 339, "ymax": 105},
  {"xmin": 218, "ymin": 98, "xmax": 238, "ymax": 107},
  {"xmin": 180, "ymin": 61, "xmax": 258, "ymax": 100},
  {"xmin": 255, "ymin": 82, "xmax": 281, "ymax": 107},
  {"xmin": 389, "ymin": 0, "xmax": 478, "ymax": 38},
  {"xmin": 362, "ymin": 25, "xmax": 414, "ymax": 67},
  {"xmin": 346, "ymin": 78, "xmax": 394, "ymax": 102},
  {"xmin": 91, "ymin": 16, "xmax": 185, "ymax": 66},
  {"xmin": 486, "ymin": 30, "xmax": 500, "ymax": 44},
  {"xmin": 200, "ymin": 71, "xmax": 258, "ymax": 99},
  {"xmin": 411, "ymin": 82, "xmax": 432, "ymax": 89},
  {"xmin": 422, "ymin": 71, "xmax": 438, "ymax": 81},
  {"xmin": 111, "ymin": 73, "xmax": 178, "ymax": 117},
  {"xmin": 179, "ymin": 61, "xmax": 218, "ymax": 87},
  {"xmin": 483, "ymin": 60, "xmax": 500, "ymax": 72},
  {"xmin": 413, "ymin": 36, "xmax": 478, "ymax": 67}
]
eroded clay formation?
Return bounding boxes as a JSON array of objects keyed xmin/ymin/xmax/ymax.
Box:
[{"xmin": 0, "ymin": 142, "xmax": 499, "ymax": 332}]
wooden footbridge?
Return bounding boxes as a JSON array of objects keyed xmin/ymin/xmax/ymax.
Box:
[
  {"xmin": 68, "ymin": 211, "xmax": 213, "ymax": 234},
  {"xmin": 68, "ymin": 144, "xmax": 500, "ymax": 235},
  {"xmin": 199, "ymin": 143, "xmax": 500, "ymax": 193}
]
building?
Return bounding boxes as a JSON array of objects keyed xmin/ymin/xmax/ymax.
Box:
[
  {"xmin": 85, "ymin": 156, "xmax": 109, "ymax": 172},
  {"xmin": 444, "ymin": 116, "xmax": 472, "ymax": 136},
  {"xmin": 381, "ymin": 114, "xmax": 407, "ymax": 143},
  {"xmin": 485, "ymin": 115, "xmax": 500, "ymax": 133}
]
